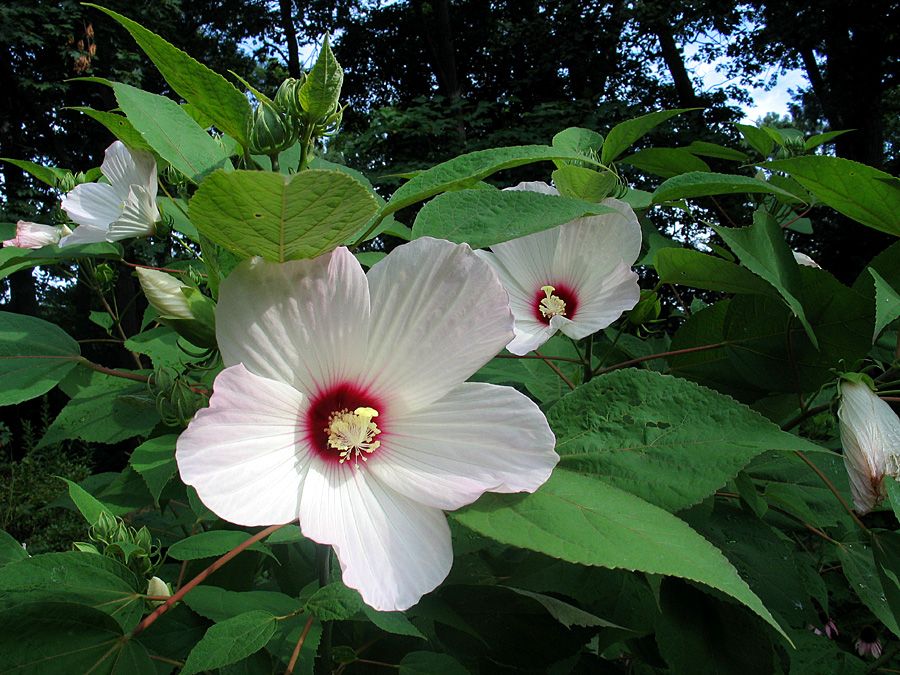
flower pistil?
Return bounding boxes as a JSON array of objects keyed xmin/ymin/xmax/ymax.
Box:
[{"xmin": 539, "ymin": 285, "xmax": 566, "ymax": 319}]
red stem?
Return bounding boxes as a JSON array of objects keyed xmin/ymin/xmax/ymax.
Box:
[{"xmin": 285, "ymin": 614, "xmax": 316, "ymax": 675}]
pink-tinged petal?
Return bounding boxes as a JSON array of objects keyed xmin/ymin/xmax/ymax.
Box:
[
  {"xmin": 369, "ymin": 382, "xmax": 558, "ymax": 510},
  {"xmin": 176, "ymin": 364, "xmax": 311, "ymax": 526},
  {"xmin": 2, "ymin": 221, "xmax": 63, "ymax": 249},
  {"xmin": 504, "ymin": 181, "xmax": 558, "ymax": 195},
  {"xmin": 102, "ymin": 141, "xmax": 158, "ymax": 202},
  {"xmin": 362, "ymin": 237, "xmax": 514, "ymax": 414},
  {"xmin": 107, "ymin": 186, "xmax": 158, "ymax": 240},
  {"xmin": 58, "ymin": 224, "xmax": 113, "ymax": 247},
  {"xmin": 216, "ymin": 248, "xmax": 370, "ymax": 394},
  {"xmin": 552, "ymin": 199, "xmax": 642, "ymax": 283},
  {"xmin": 299, "ymin": 462, "xmax": 452, "ymax": 611},
  {"xmin": 61, "ymin": 182, "xmax": 123, "ymax": 230},
  {"xmin": 506, "ymin": 320, "xmax": 558, "ymax": 355},
  {"xmin": 558, "ymin": 261, "xmax": 640, "ymax": 340}
]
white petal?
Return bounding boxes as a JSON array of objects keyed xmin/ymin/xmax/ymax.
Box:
[
  {"xmin": 553, "ymin": 199, "xmax": 642, "ymax": 282},
  {"xmin": 107, "ymin": 186, "xmax": 158, "ymax": 240},
  {"xmin": 3, "ymin": 221, "xmax": 62, "ymax": 249},
  {"xmin": 298, "ymin": 462, "xmax": 452, "ymax": 611},
  {"xmin": 506, "ymin": 321, "xmax": 558, "ymax": 355},
  {"xmin": 504, "ymin": 181, "xmax": 559, "ymax": 195},
  {"xmin": 176, "ymin": 364, "xmax": 311, "ymax": 526},
  {"xmin": 58, "ymin": 224, "xmax": 113, "ymax": 247},
  {"xmin": 488, "ymin": 227, "xmax": 561, "ymax": 297},
  {"xmin": 102, "ymin": 141, "xmax": 158, "ymax": 202},
  {"xmin": 61, "ymin": 183, "xmax": 122, "ymax": 229},
  {"xmin": 558, "ymin": 261, "xmax": 640, "ymax": 340},
  {"xmin": 369, "ymin": 382, "xmax": 558, "ymax": 510},
  {"xmin": 362, "ymin": 237, "xmax": 514, "ymax": 414},
  {"xmin": 839, "ymin": 381, "xmax": 900, "ymax": 514},
  {"xmin": 216, "ymin": 247, "xmax": 370, "ymax": 394}
]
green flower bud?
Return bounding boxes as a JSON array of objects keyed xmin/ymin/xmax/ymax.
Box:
[
  {"xmin": 94, "ymin": 263, "xmax": 116, "ymax": 290},
  {"xmin": 57, "ymin": 171, "xmax": 76, "ymax": 193},
  {"xmin": 146, "ymin": 576, "xmax": 171, "ymax": 607},
  {"xmin": 136, "ymin": 267, "xmax": 218, "ymax": 348},
  {"xmin": 274, "ymin": 76, "xmax": 306, "ymax": 119},
  {"xmin": 249, "ymin": 99, "xmax": 298, "ymax": 156},
  {"xmin": 627, "ymin": 290, "xmax": 661, "ymax": 325}
]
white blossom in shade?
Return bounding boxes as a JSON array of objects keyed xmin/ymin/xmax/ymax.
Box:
[
  {"xmin": 59, "ymin": 141, "xmax": 159, "ymax": 247},
  {"xmin": 135, "ymin": 267, "xmax": 195, "ymax": 320},
  {"xmin": 838, "ymin": 379, "xmax": 900, "ymax": 514},
  {"xmin": 176, "ymin": 237, "xmax": 558, "ymax": 611},
  {"xmin": 2, "ymin": 221, "xmax": 70, "ymax": 249},
  {"xmin": 476, "ymin": 181, "xmax": 642, "ymax": 355},
  {"xmin": 792, "ymin": 250, "xmax": 821, "ymax": 268}
]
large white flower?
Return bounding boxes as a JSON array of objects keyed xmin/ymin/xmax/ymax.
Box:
[
  {"xmin": 59, "ymin": 141, "xmax": 159, "ymax": 247},
  {"xmin": 2, "ymin": 221, "xmax": 70, "ymax": 249},
  {"xmin": 477, "ymin": 181, "xmax": 642, "ymax": 355},
  {"xmin": 176, "ymin": 237, "xmax": 558, "ymax": 611},
  {"xmin": 838, "ymin": 379, "xmax": 900, "ymax": 514}
]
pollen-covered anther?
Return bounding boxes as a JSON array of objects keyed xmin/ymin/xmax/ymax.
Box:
[
  {"xmin": 539, "ymin": 285, "xmax": 567, "ymax": 319},
  {"xmin": 326, "ymin": 406, "xmax": 382, "ymax": 466}
]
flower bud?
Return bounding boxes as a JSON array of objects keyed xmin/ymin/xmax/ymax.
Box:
[
  {"xmin": 2, "ymin": 221, "xmax": 71, "ymax": 249},
  {"xmin": 249, "ymin": 99, "xmax": 298, "ymax": 156},
  {"xmin": 838, "ymin": 378, "xmax": 900, "ymax": 514},
  {"xmin": 146, "ymin": 576, "xmax": 172, "ymax": 608},
  {"xmin": 136, "ymin": 267, "xmax": 217, "ymax": 348},
  {"xmin": 274, "ymin": 76, "xmax": 307, "ymax": 119}
]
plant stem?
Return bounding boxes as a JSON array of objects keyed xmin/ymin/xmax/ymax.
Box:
[
  {"xmin": 593, "ymin": 341, "xmax": 727, "ymax": 378},
  {"xmin": 533, "ymin": 350, "xmax": 576, "ymax": 390},
  {"xmin": 285, "ymin": 614, "xmax": 316, "ymax": 675},
  {"xmin": 794, "ymin": 450, "xmax": 869, "ymax": 532},
  {"xmin": 315, "ymin": 544, "xmax": 333, "ymax": 675},
  {"xmin": 127, "ymin": 523, "xmax": 285, "ymax": 639}
]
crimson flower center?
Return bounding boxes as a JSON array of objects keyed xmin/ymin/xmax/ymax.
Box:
[
  {"xmin": 305, "ymin": 383, "xmax": 385, "ymax": 466},
  {"xmin": 532, "ymin": 283, "xmax": 578, "ymax": 325}
]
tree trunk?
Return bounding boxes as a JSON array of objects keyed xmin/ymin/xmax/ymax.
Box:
[{"xmin": 279, "ymin": 0, "xmax": 302, "ymax": 78}]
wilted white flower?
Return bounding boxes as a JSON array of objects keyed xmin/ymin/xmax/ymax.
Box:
[
  {"xmin": 792, "ymin": 250, "xmax": 820, "ymax": 268},
  {"xmin": 477, "ymin": 181, "xmax": 642, "ymax": 355},
  {"xmin": 838, "ymin": 379, "xmax": 900, "ymax": 514},
  {"xmin": 59, "ymin": 141, "xmax": 159, "ymax": 247},
  {"xmin": 176, "ymin": 237, "xmax": 558, "ymax": 611},
  {"xmin": 2, "ymin": 221, "xmax": 70, "ymax": 249}
]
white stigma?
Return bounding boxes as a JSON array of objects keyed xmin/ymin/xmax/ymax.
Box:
[
  {"xmin": 326, "ymin": 407, "xmax": 382, "ymax": 466},
  {"xmin": 539, "ymin": 285, "xmax": 566, "ymax": 319}
]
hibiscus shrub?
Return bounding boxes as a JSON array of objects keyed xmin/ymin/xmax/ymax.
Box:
[{"xmin": 3, "ymin": 6, "xmax": 900, "ymax": 675}]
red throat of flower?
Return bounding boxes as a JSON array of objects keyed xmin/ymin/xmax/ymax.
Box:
[
  {"xmin": 533, "ymin": 283, "xmax": 578, "ymax": 325},
  {"xmin": 305, "ymin": 383, "xmax": 386, "ymax": 466}
]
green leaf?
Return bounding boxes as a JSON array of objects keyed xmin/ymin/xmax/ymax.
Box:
[
  {"xmin": 652, "ymin": 171, "xmax": 799, "ymax": 204},
  {"xmin": 0, "ymin": 531, "xmax": 27, "ymax": 567},
  {"xmin": 182, "ymin": 610, "xmax": 277, "ymax": 675},
  {"xmin": 0, "ymin": 241, "xmax": 123, "ymax": 281},
  {"xmin": 654, "ymin": 248, "xmax": 780, "ymax": 297},
  {"xmin": 0, "ymin": 601, "xmax": 155, "ymax": 675},
  {"xmin": 507, "ymin": 587, "xmax": 623, "ymax": 628},
  {"xmin": 620, "ymin": 147, "xmax": 710, "ymax": 179},
  {"xmin": 869, "ymin": 268, "xmax": 900, "ymax": 340},
  {"xmin": 764, "ymin": 156, "xmax": 900, "ymax": 237},
  {"xmin": 551, "ymin": 165, "xmax": 618, "ymax": 202},
  {"xmin": 714, "ymin": 210, "xmax": 817, "ymax": 347},
  {"xmin": 38, "ymin": 371, "xmax": 159, "ymax": 447},
  {"xmin": 59, "ymin": 477, "xmax": 116, "ymax": 525},
  {"xmin": 399, "ymin": 652, "xmax": 470, "ymax": 675},
  {"xmin": 306, "ymin": 581, "xmax": 364, "ymax": 621},
  {"xmin": 684, "ymin": 141, "xmax": 749, "ymax": 162},
  {"xmin": 0, "ymin": 312, "xmax": 81, "ymax": 405},
  {"xmin": 804, "ymin": 130, "xmax": 853, "ymax": 151},
  {"xmin": 299, "ymin": 36, "xmax": 343, "ymax": 121},
  {"xmin": 836, "ymin": 530, "xmax": 900, "ymax": 637},
  {"xmin": 89, "ymin": 4, "xmax": 251, "ymax": 145},
  {"xmin": 0, "ymin": 552, "xmax": 142, "ymax": 630},
  {"xmin": 548, "ymin": 369, "xmax": 821, "ymax": 511},
  {"xmin": 167, "ymin": 530, "xmax": 275, "ymax": 561},
  {"xmin": 601, "ymin": 109, "xmax": 696, "ymax": 164},
  {"xmin": 384, "ymin": 145, "xmax": 603, "ymax": 217},
  {"xmin": 787, "ymin": 629, "xmax": 867, "ymax": 675},
  {"xmin": 722, "ymin": 267, "xmax": 873, "ymax": 393},
  {"xmin": 735, "ymin": 124, "xmax": 776, "ymax": 157},
  {"xmin": 411, "ymin": 188, "xmax": 611, "ymax": 248},
  {"xmin": 655, "ymin": 577, "xmax": 775, "ymax": 675},
  {"xmin": 68, "ymin": 107, "xmax": 157, "ymax": 155},
  {"xmin": 361, "ymin": 606, "xmax": 425, "ymax": 639},
  {"xmin": 551, "ymin": 126, "xmax": 605, "ymax": 162},
  {"xmin": 0, "ymin": 158, "xmax": 69, "ymax": 188},
  {"xmin": 112, "ymin": 81, "xmax": 230, "ymax": 183},
  {"xmin": 189, "ymin": 169, "xmax": 378, "ymax": 262},
  {"xmin": 453, "ymin": 468, "xmax": 786, "ymax": 637},
  {"xmin": 129, "ymin": 435, "xmax": 179, "ymax": 504}
]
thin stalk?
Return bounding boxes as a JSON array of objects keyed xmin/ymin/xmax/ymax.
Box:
[
  {"xmin": 285, "ymin": 615, "xmax": 316, "ymax": 675},
  {"xmin": 794, "ymin": 450, "xmax": 869, "ymax": 532},
  {"xmin": 582, "ymin": 335, "xmax": 594, "ymax": 383},
  {"xmin": 593, "ymin": 341, "xmax": 727, "ymax": 378},
  {"xmin": 315, "ymin": 545, "xmax": 333, "ymax": 675},
  {"xmin": 533, "ymin": 350, "xmax": 576, "ymax": 390}
]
